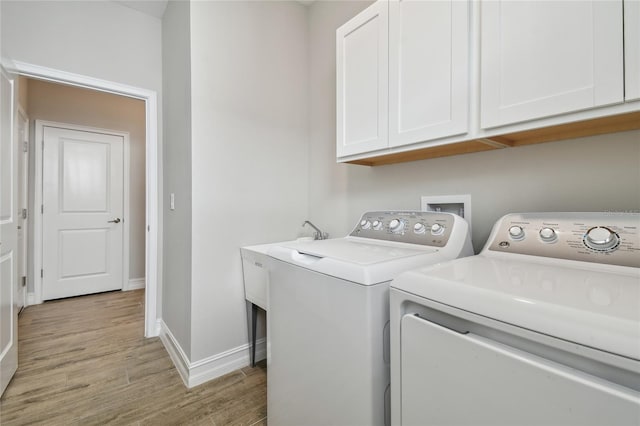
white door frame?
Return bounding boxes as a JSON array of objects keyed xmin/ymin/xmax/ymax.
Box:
[
  {"xmin": 35, "ymin": 121, "xmax": 131, "ymax": 301},
  {"xmin": 16, "ymin": 105, "xmax": 29, "ymax": 311},
  {"xmin": 10, "ymin": 61, "xmax": 160, "ymax": 338}
]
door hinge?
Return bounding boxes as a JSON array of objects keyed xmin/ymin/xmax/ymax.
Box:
[
  {"xmin": 23, "ymin": 141, "xmax": 28, "ymax": 152},
  {"xmin": 21, "ymin": 276, "xmax": 26, "ymax": 287},
  {"xmin": 22, "ymin": 208, "xmax": 27, "ymax": 219},
  {"xmin": 41, "ymin": 139, "xmax": 44, "ymax": 150},
  {"xmin": 41, "ymin": 269, "xmax": 43, "ymax": 278},
  {"xmin": 41, "ymin": 204, "xmax": 44, "ymax": 214}
]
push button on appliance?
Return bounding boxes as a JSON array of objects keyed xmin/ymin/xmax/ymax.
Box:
[
  {"xmin": 539, "ymin": 227, "xmax": 557, "ymax": 243},
  {"xmin": 509, "ymin": 225, "xmax": 525, "ymax": 241}
]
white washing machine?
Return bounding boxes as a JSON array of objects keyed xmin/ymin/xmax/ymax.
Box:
[
  {"xmin": 267, "ymin": 211, "xmax": 473, "ymax": 426},
  {"xmin": 390, "ymin": 212, "xmax": 640, "ymax": 426}
]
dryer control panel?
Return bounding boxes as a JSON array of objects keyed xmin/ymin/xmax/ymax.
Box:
[
  {"xmin": 487, "ymin": 212, "xmax": 640, "ymax": 268},
  {"xmin": 349, "ymin": 211, "xmax": 457, "ymax": 247}
]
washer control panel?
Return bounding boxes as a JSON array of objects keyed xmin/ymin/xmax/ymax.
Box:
[
  {"xmin": 488, "ymin": 212, "xmax": 640, "ymax": 267},
  {"xmin": 349, "ymin": 211, "xmax": 456, "ymax": 247}
]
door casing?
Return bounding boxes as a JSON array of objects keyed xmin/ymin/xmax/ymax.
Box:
[
  {"xmin": 10, "ymin": 61, "xmax": 160, "ymax": 338},
  {"xmin": 16, "ymin": 105, "xmax": 29, "ymax": 311}
]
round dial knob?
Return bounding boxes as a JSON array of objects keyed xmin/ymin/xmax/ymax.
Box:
[
  {"xmin": 431, "ymin": 223, "xmax": 445, "ymax": 235},
  {"xmin": 413, "ymin": 223, "xmax": 426, "ymax": 234},
  {"xmin": 372, "ymin": 220, "xmax": 383, "ymax": 230},
  {"xmin": 583, "ymin": 226, "xmax": 620, "ymax": 251},
  {"xmin": 539, "ymin": 227, "xmax": 557, "ymax": 243},
  {"xmin": 389, "ymin": 219, "xmax": 405, "ymax": 233},
  {"xmin": 508, "ymin": 226, "xmax": 525, "ymax": 240},
  {"xmin": 360, "ymin": 220, "xmax": 371, "ymax": 230}
]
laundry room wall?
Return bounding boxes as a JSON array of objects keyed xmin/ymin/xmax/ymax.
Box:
[
  {"xmin": 0, "ymin": 1, "xmax": 161, "ymax": 94},
  {"xmin": 188, "ymin": 0, "xmax": 309, "ymax": 364},
  {"xmin": 161, "ymin": 0, "xmax": 193, "ymax": 359},
  {"xmin": 307, "ymin": 0, "xmax": 640, "ymax": 252},
  {"xmin": 26, "ymin": 79, "xmax": 147, "ymax": 289}
]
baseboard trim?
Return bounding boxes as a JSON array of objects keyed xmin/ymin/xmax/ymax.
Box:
[
  {"xmin": 188, "ymin": 338, "xmax": 266, "ymax": 388},
  {"xmin": 159, "ymin": 320, "xmax": 266, "ymax": 389},
  {"xmin": 159, "ymin": 320, "xmax": 190, "ymax": 387},
  {"xmin": 26, "ymin": 292, "xmax": 39, "ymax": 306},
  {"xmin": 125, "ymin": 277, "xmax": 146, "ymax": 291}
]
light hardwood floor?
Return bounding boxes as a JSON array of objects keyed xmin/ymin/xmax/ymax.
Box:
[{"xmin": 0, "ymin": 290, "xmax": 267, "ymax": 425}]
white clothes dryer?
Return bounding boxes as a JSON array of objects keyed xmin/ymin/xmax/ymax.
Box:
[
  {"xmin": 267, "ymin": 211, "xmax": 473, "ymax": 426},
  {"xmin": 391, "ymin": 212, "xmax": 640, "ymax": 426}
]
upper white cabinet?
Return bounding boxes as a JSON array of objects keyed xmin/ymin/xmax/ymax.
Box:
[
  {"xmin": 336, "ymin": 1, "xmax": 389, "ymax": 158},
  {"xmin": 480, "ymin": 1, "xmax": 624, "ymax": 129},
  {"xmin": 337, "ymin": 0, "xmax": 469, "ymax": 158},
  {"xmin": 388, "ymin": 0, "xmax": 469, "ymax": 147},
  {"xmin": 625, "ymin": 0, "xmax": 640, "ymax": 101}
]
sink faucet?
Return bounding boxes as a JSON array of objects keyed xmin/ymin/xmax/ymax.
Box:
[{"xmin": 302, "ymin": 220, "xmax": 328, "ymax": 240}]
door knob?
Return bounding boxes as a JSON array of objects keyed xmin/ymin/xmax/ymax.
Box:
[{"xmin": 108, "ymin": 218, "xmax": 121, "ymax": 224}]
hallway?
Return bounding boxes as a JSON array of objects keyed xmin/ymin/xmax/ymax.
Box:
[{"xmin": 0, "ymin": 290, "xmax": 267, "ymax": 425}]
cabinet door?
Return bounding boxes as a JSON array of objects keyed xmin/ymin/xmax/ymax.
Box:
[
  {"xmin": 625, "ymin": 0, "xmax": 640, "ymax": 101},
  {"xmin": 389, "ymin": 0, "xmax": 468, "ymax": 147},
  {"xmin": 336, "ymin": 0, "xmax": 389, "ymax": 158},
  {"xmin": 480, "ymin": 1, "xmax": 624, "ymax": 129}
]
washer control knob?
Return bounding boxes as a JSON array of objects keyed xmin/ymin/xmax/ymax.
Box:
[
  {"xmin": 509, "ymin": 226, "xmax": 525, "ymax": 241},
  {"xmin": 539, "ymin": 227, "xmax": 557, "ymax": 243},
  {"xmin": 360, "ymin": 220, "xmax": 371, "ymax": 230},
  {"xmin": 584, "ymin": 227, "xmax": 620, "ymax": 251},
  {"xmin": 389, "ymin": 219, "xmax": 404, "ymax": 233},
  {"xmin": 431, "ymin": 223, "xmax": 445, "ymax": 235},
  {"xmin": 372, "ymin": 220, "xmax": 383, "ymax": 230},
  {"xmin": 413, "ymin": 223, "xmax": 426, "ymax": 234}
]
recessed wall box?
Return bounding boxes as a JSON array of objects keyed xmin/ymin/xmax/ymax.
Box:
[{"xmin": 421, "ymin": 194, "xmax": 471, "ymax": 232}]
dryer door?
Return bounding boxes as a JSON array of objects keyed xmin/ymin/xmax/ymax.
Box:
[{"xmin": 399, "ymin": 314, "xmax": 640, "ymax": 426}]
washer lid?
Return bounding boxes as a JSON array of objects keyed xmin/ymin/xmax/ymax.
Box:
[
  {"xmin": 269, "ymin": 237, "xmax": 441, "ymax": 285},
  {"xmin": 281, "ymin": 237, "xmax": 436, "ymax": 265},
  {"xmin": 392, "ymin": 256, "xmax": 640, "ymax": 360}
]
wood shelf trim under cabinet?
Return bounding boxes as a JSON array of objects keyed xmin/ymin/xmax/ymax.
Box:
[{"xmin": 344, "ymin": 111, "xmax": 640, "ymax": 167}]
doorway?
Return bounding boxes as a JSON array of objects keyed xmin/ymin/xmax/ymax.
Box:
[{"xmin": 11, "ymin": 62, "xmax": 160, "ymax": 338}]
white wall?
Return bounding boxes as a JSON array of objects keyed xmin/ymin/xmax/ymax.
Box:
[
  {"xmin": 308, "ymin": 0, "xmax": 640, "ymax": 252},
  {"xmin": 162, "ymin": 0, "xmax": 192, "ymax": 358},
  {"xmin": 26, "ymin": 79, "xmax": 146, "ymax": 284},
  {"xmin": 1, "ymin": 1, "xmax": 161, "ymax": 93},
  {"xmin": 189, "ymin": 0, "xmax": 309, "ymax": 362}
]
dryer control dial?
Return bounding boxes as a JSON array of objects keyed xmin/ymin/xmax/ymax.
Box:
[
  {"xmin": 583, "ymin": 227, "xmax": 620, "ymax": 252},
  {"xmin": 508, "ymin": 226, "xmax": 525, "ymax": 241},
  {"xmin": 360, "ymin": 220, "xmax": 371, "ymax": 230},
  {"xmin": 372, "ymin": 220, "xmax": 383, "ymax": 231},
  {"xmin": 389, "ymin": 219, "xmax": 405, "ymax": 233},
  {"xmin": 539, "ymin": 227, "xmax": 557, "ymax": 243}
]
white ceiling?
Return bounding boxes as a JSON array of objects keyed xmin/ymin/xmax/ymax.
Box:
[
  {"xmin": 114, "ymin": 0, "xmax": 168, "ymax": 19},
  {"xmin": 113, "ymin": 0, "xmax": 314, "ymax": 19}
]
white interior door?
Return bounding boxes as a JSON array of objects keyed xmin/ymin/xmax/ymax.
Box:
[
  {"xmin": 0, "ymin": 66, "xmax": 19, "ymax": 396},
  {"xmin": 42, "ymin": 126, "xmax": 124, "ymax": 300},
  {"xmin": 16, "ymin": 108, "xmax": 28, "ymax": 311}
]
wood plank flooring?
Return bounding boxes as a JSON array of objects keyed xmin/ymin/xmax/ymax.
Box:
[{"xmin": 0, "ymin": 290, "xmax": 267, "ymax": 425}]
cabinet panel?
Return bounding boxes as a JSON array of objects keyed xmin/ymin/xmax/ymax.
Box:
[
  {"xmin": 625, "ymin": 0, "xmax": 640, "ymax": 101},
  {"xmin": 389, "ymin": 0, "xmax": 468, "ymax": 147},
  {"xmin": 481, "ymin": 1, "xmax": 624, "ymax": 129},
  {"xmin": 336, "ymin": 1, "xmax": 389, "ymax": 157}
]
